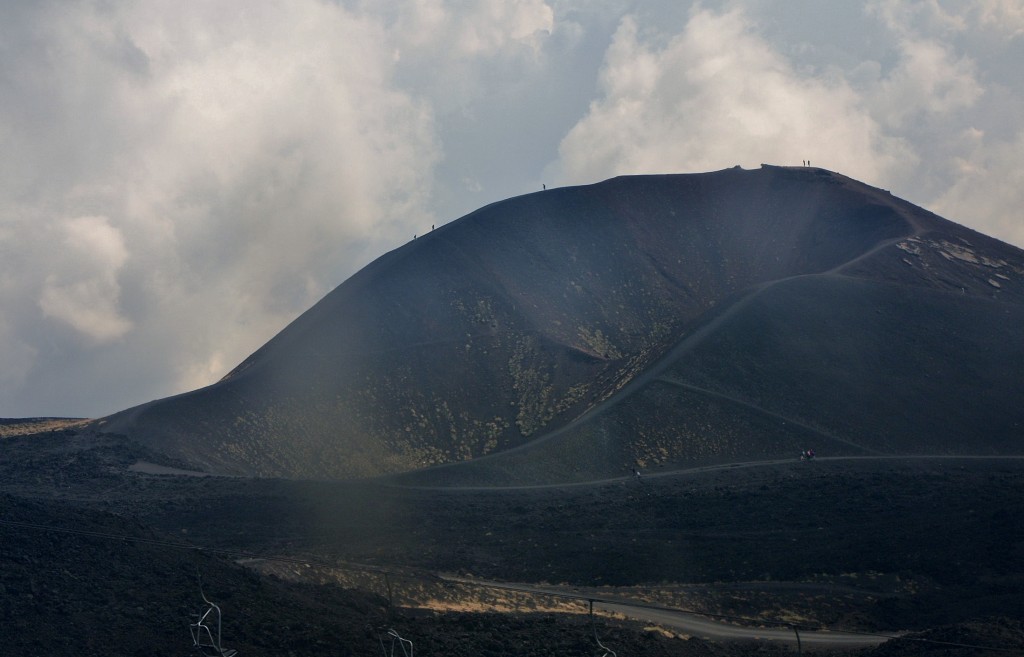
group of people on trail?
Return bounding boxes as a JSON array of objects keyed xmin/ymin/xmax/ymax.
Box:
[{"xmin": 801, "ymin": 448, "xmax": 816, "ymax": 460}]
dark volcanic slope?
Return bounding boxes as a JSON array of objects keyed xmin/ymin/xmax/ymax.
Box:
[{"xmin": 101, "ymin": 165, "xmax": 1024, "ymax": 480}]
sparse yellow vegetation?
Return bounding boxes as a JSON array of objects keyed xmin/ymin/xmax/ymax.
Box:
[
  {"xmin": 508, "ymin": 336, "xmax": 555, "ymax": 436},
  {"xmin": 0, "ymin": 418, "xmax": 89, "ymax": 438},
  {"xmin": 577, "ymin": 326, "xmax": 622, "ymax": 359}
]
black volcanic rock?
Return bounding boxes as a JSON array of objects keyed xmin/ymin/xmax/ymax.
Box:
[{"xmin": 100, "ymin": 165, "xmax": 1024, "ymax": 481}]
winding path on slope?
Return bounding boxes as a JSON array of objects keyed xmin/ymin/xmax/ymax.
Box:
[
  {"xmin": 410, "ymin": 230, "xmax": 923, "ymax": 477},
  {"xmin": 394, "ymin": 454, "xmax": 1024, "ymax": 492},
  {"xmin": 557, "ymin": 231, "xmax": 924, "ymax": 436},
  {"xmin": 653, "ymin": 376, "xmax": 882, "ymax": 455}
]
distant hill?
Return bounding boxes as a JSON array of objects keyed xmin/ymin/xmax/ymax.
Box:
[{"xmin": 99, "ymin": 165, "xmax": 1024, "ymax": 481}]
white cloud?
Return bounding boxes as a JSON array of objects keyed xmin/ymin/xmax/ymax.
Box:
[
  {"xmin": 973, "ymin": 0, "xmax": 1024, "ymax": 36},
  {"xmin": 379, "ymin": 0, "xmax": 558, "ymax": 118},
  {"xmin": 391, "ymin": 0, "xmax": 554, "ymax": 57},
  {"xmin": 869, "ymin": 0, "xmax": 1024, "ymax": 39},
  {"xmin": 38, "ymin": 216, "xmax": 133, "ymax": 343},
  {"xmin": 867, "ymin": 0, "xmax": 968, "ymax": 36},
  {"xmin": 555, "ymin": 8, "xmax": 910, "ymax": 187},
  {"xmin": 176, "ymin": 349, "xmax": 229, "ymax": 395},
  {"xmin": 0, "ymin": 0, "xmax": 441, "ymax": 415},
  {"xmin": 932, "ymin": 128, "xmax": 1024, "ymax": 247},
  {"xmin": 865, "ymin": 2, "xmax": 983, "ymax": 128},
  {"xmin": 869, "ymin": 36, "xmax": 982, "ymax": 128},
  {"xmin": 855, "ymin": 0, "xmax": 1024, "ymax": 245}
]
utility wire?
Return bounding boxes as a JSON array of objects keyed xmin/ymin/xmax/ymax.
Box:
[{"xmin": 1, "ymin": 517, "xmax": 1017, "ymax": 653}]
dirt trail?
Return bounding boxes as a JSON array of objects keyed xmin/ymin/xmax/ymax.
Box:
[
  {"xmin": 654, "ymin": 376, "xmax": 882, "ymax": 454},
  {"xmin": 438, "ymin": 575, "xmax": 890, "ymax": 646},
  {"xmin": 392, "ymin": 454, "xmax": 1024, "ymax": 492},
  {"xmin": 420, "ymin": 231, "xmax": 920, "ymax": 471}
]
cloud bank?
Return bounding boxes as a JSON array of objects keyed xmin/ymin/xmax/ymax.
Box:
[
  {"xmin": 556, "ymin": 8, "xmax": 906, "ymax": 187},
  {"xmin": 1, "ymin": 0, "xmax": 440, "ymax": 414},
  {"xmin": 1, "ymin": 0, "xmax": 1022, "ymax": 417}
]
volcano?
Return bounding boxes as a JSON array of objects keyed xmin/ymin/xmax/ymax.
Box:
[{"xmin": 99, "ymin": 165, "xmax": 1024, "ymax": 482}]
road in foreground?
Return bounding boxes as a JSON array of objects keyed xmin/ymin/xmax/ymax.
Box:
[
  {"xmin": 440, "ymin": 576, "xmax": 890, "ymax": 647},
  {"xmin": 595, "ymin": 601, "xmax": 886, "ymax": 646}
]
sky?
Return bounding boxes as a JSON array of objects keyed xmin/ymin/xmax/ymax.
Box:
[{"xmin": 1, "ymin": 0, "xmax": 1023, "ymax": 418}]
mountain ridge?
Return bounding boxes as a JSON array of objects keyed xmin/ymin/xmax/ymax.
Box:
[{"xmin": 98, "ymin": 165, "xmax": 1024, "ymax": 481}]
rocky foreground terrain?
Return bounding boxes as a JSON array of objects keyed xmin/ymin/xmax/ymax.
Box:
[{"xmin": 2, "ymin": 422, "xmax": 1022, "ymax": 656}]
